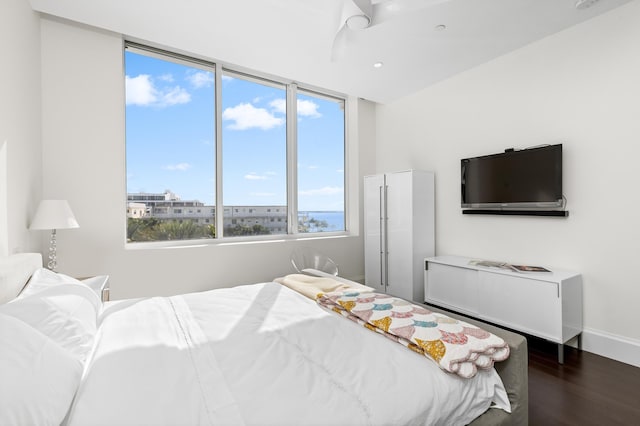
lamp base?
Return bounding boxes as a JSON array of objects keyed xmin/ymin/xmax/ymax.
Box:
[{"xmin": 47, "ymin": 229, "xmax": 58, "ymax": 271}]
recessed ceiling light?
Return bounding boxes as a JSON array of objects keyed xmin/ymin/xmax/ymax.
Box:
[
  {"xmin": 373, "ymin": 62, "xmax": 384, "ymax": 69},
  {"xmin": 435, "ymin": 24, "xmax": 447, "ymax": 31}
]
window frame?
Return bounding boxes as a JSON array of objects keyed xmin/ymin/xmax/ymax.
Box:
[{"xmin": 124, "ymin": 41, "xmax": 350, "ymax": 248}]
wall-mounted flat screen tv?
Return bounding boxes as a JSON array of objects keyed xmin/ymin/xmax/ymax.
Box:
[{"xmin": 461, "ymin": 144, "xmax": 563, "ymax": 210}]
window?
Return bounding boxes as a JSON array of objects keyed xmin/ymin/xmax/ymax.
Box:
[
  {"xmin": 222, "ymin": 72, "xmax": 286, "ymax": 237},
  {"xmin": 125, "ymin": 43, "xmax": 346, "ymax": 244},
  {"xmin": 297, "ymin": 90, "xmax": 345, "ymax": 233}
]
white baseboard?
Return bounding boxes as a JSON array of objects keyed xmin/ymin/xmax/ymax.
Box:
[{"xmin": 581, "ymin": 327, "xmax": 640, "ymax": 368}]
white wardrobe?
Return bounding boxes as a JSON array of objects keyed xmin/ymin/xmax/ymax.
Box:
[{"xmin": 364, "ymin": 170, "xmax": 435, "ymax": 302}]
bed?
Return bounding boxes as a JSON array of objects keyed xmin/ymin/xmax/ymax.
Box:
[{"xmin": 0, "ymin": 253, "xmax": 528, "ymax": 425}]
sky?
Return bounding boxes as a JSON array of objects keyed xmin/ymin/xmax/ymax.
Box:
[{"xmin": 125, "ymin": 50, "xmax": 345, "ymax": 212}]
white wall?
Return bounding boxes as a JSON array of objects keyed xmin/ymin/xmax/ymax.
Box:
[
  {"xmin": 40, "ymin": 17, "xmax": 373, "ymax": 300},
  {"xmin": 375, "ymin": 1, "xmax": 640, "ymax": 363},
  {"xmin": 0, "ymin": 0, "xmax": 43, "ymax": 256}
]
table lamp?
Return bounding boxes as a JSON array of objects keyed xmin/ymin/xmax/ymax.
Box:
[{"xmin": 30, "ymin": 200, "xmax": 79, "ymax": 271}]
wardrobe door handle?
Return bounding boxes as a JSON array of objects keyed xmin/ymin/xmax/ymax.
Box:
[{"xmin": 383, "ymin": 184, "xmax": 389, "ymax": 289}]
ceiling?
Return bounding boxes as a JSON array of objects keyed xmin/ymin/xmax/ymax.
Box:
[{"xmin": 29, "ymin": 0, "xmax": 632, "ymax": 104}]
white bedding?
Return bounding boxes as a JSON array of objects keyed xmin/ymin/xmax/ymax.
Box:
[
  {"xmin": 0, "ymin": 269, "xmax": 99, "ymax": 426},
  {"xmin": 66, "ymin": 282, "xmax": 509, "ymax": 426}
]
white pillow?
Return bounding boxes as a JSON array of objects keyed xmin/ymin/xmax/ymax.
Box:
[
  {"xmin": 0, "ymin": 283, "xmax": 100, "ymax": 363},
  {"xmin": 0, "ymin": 313, "xmax": 83, "ymax": 426},
  {"xmin": 19, "ymin": 267, "xmax": 86, "ymax": 299}
]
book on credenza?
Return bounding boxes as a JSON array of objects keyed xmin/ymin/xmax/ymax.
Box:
[{"xmin": 468, "ymin": 259, "xmax": 551, "ymax": 273}]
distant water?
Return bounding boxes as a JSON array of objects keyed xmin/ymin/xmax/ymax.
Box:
[{"xmin": 299, "ymin": 211, "xmax": 345, "ymax": 232}]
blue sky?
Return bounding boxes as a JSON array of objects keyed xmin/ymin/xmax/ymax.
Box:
[{"xmin": 125, "ymin": 51, "xmax": 344, "ymax": 212}]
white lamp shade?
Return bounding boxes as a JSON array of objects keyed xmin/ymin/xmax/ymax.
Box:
[{"xmin": 30, "ymin": 200, "xmax": 79, "ymax": 230}]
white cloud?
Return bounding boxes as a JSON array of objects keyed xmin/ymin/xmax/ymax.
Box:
[
  {"xmin": 158, "ymin": 74, "xmax": 174, "ymax": 82},
  {"xmin": 164, "ymin": 163, "xmax": 192, "ymax": 171},
  {"xmin": 270, "ymin": 98, "xmax": 286, "ymax": 114},
  {"xmin": 244, "ymin": 172, "xmax": 268, "ymax": 180},
  {"xmin": 162, "ymin": 86, "xmax": 191, "ymax": 105},
  {"xmin": 299, "ymin": 186, "xmax": 343, "ymax": 196},
  {"xmin": 307, "ymin": 165, "xmax": 319, "ymax": 170},
  {"xmin": 126, "ymin": 75, "xmax": 157, "ymax": 106},
  {"xmin": 268, "ymin": 98, "xmax": 321, "ymax": 118},
  {"xmin": 223, "ymin": 103, "xmax": 284, "ymax": 130},
  {"xmin": 186, "ymin": 70, "xmax": 214, "ymax": 88},
  {"xmin": 126, "ymin": 74, "xmax": 191, "ymax": 107},
  {"xmin": 297, "ymin": 99, "xmax": 321, "ymax": 117},
  {"xmin": 337, "ymin": 169, "xmax": 344, "ymax": 173}
]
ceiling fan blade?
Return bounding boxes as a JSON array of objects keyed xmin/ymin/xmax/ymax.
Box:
[
  {"xmin": 331, "ymin": 0, "xmax": 373, "ymax": 62},
  {"xmin": 330, "ymin": 22, "xmax": 350, "ymax": 62},
  {"xmin": 371, "ymin": 0, "xmax": 451, "ymax": 26},
  {"xmin": 339, "ymin": 0, "xmax": 373, "ymax": 29},
  {"xmin": 351, "ymin": 0, "xmax": 373, "ymax": 18}
]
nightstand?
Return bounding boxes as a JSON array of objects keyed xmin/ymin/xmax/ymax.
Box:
[{"xmin": 79, "ymin": 275, "xmax": 110, "ymax": 302}]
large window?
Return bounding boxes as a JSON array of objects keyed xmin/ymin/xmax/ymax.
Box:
[
  {"xmin": 125, "ymin": 43, "xmax": 345, "ymax": 243},
  {"xmin": 297, "ymin": 90, "xmax": 345, "ymax": 233},
  {"xmin": 221, "ymin": 72, "xmax": 287, "ymax": 236}
]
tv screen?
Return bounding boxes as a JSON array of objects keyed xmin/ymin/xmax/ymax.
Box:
[{"xmin": 461, "ymin": 144, "xmax": 563, "ymax": 209}]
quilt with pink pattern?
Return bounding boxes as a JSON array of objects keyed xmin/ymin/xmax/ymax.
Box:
[{"xmin": 317, "ymin": 290, "xmax": 510, "ymax": 378}]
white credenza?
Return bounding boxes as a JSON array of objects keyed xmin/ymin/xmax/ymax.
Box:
[
  {"xmin": 364, "ymin": 170, "xmax": 434, "ymax": 302},
  {"xmin": 424, "ymin": 255, "xmax": 582, "ymax": 363}
]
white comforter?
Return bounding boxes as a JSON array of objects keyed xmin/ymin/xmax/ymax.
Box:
[{"xmin": 66, "ymin": 282, "xmax": 509, "ymax": 426}]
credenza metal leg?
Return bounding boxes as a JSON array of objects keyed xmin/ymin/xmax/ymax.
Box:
[
  {"xmin": 558, "ymin": 343, "xmax": 564, "ymax": 364},
  {"xmin": 577, "ymin": 333, "xmax": 582, "ymax": 350}
]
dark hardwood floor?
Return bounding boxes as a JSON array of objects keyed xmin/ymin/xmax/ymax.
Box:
[{"xmin": 528, "ymin": 337, "xmax": 640, "ymax": 425}]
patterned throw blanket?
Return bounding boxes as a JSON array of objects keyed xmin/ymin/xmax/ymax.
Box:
[
  {"xmin": 317, "ymin": 290, "xmax": 510, "ymax": 378},
  {"xmin": 274, "ymin": 273, "xmax": 374, "ymax": 300}
]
